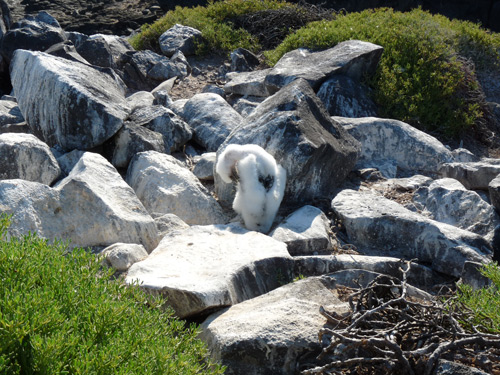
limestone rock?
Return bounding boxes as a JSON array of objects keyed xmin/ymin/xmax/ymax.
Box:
[
  {"xmin": 489, "ymin": 173, "xmax": 500, "ymax": 211},
  {"xmin": 216, "ymin": 79, "xmax": 361, "ymax": 208},
  {"xmin": 264, "ymin": 40, "xmax": 383, "ymax": 94},
  {"xmin": 439, "ymin": 159, "xmax": 500, "ymax": 190},
  {"xmin": 317, "ymin": 75, "xmax": 378, "ymax": 117},
  {"xmin": 192, "ymin": 152, "xmax": 216, "ymax": 181},
  {"xmin": 182, "ymin": 93, "xmax": 243, "ymax": 151},
  {"xmin": 0, "ymin": 99, "xmax": 23, "ymax": 126},
  {"xmin": 108, "ymin": 122, "xmax": 165, "ymax": 169},
  {"xmin": 231, "ymin": 95, "xmax": 265, "ymax": 117},
  {"xmin": 334, "ymin": 117, "xmax": 454, "ymax": 177},
  {"xmin": 159, "ymin": 24, "xmax": 202, "ymax": 57},
  {"xmin": 294, "ymin": 254, "xmax": 450, "ymax": 291},
  {"xmin": 127, "ymin": 105, "xmax": 192, "ymax": 153},
  {"xmin": 413, "ymin": 178, "xmax": 500, "ymax": 237},
  {"xmin": 152, "ymin": 213, "xmax": 190, "ymax": 238},
  {"xmin": 126, "ymin": 224, "xmax": 293, "ymax": 318},
  {"xmin": 101, "ymin": 243, "xmax": 148, "ymax": 271},
  {"xmin": 121, "ymin": 49, "xmax": 169, "ymax": 91},
  {"xmin": 1, "ymin": 11, "xmax": 67, "ymax": 62},
  {"xmin": 224, "ymin": 68, "xmax": 271, "ymax": 97},
  {"xmin": 75, "ymin": 33, "xmax": 134, "ymax": 69},
  {"xmin": 126, "ymin": 151, "xmax": 227, "ymax": 225},
  {"xmin": 126, "ymin": 91, "xmax": 155, "ymax": 111},
  {"xmin": 1, "ymin": 152, "xmax": 159, "ymax": 252},
  {"xmin": 331, "ymin": 189, "xmax": 491, "ymax": 277},
  {"xmin": 44, "ymin": 40, "xmax": 89, "ymax": 64},
  {"xmin": 199, "ymin": 275, "xmax": 350, "ymax": 375},
  {"xmin": 10, "ymin": 50, "xmax": 130, "ymax": 151},
  {"xmin": 0, "ymin": 133, "xmax": 60, "ymax": 185},
  {"xmin": 230, "ymin": 47, "xmax": 260, "ymax": 72},
  {"xmin": 270, "ymin": 205, "xmax": 333, "ymax": 256}
]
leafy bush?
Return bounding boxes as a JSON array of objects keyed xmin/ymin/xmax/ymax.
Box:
[
  {"xmin": 129, "ymin": 0, "xmax": 291, "ymax": 54},
  {"xmin": 0, "ymin": 215, "xmax": 224, "ymax": 374},
  {"xmin": 454, "ymin": 262, "xmax": 500, "ymax": 334},
  {"xmin": 265, "ymin": 8, "xmax": 500, "ymax": 136}
]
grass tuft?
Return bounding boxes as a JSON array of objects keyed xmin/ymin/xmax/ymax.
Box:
[{"xmin": 453, "ymin": 262, "xmax": 500, "ymax": 334}]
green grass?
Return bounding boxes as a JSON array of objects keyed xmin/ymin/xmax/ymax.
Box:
[
  {"xmin": 0, "ymin": 215, "xmax": 225, "ymax": 374},
  {"xmin": 265, "ymin": 7, "xmax": 500, "ymax": 136},
  {"xmin": 129, "ymin": 0, "xmax": 291, "ymax": 54},
  {"xmin": 453, "ymin": 262, "xmax": 500, "ymax": 334}
]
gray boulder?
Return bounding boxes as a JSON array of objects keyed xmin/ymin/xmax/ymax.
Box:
[
  {"xmin": 0, "ymin": 133, "xmax": 60, "ymax": 185},
  {"xmin": 331, "ymin": 189, "xmax": 491, "ymax": 277},
  {"xmin": 413, "ymin": 178, "xmax": 500, "ymax": 237},
  {"xmin": 121, "ymin": 50, "xmax": 169, "ymax": 91},
  {"xmin": 1, "ymin": 11, "xmax": 67, "ymax": 63},
  {"xmin": 264, "ymin": 40, "xmax": 384, "ymax": 94},
  {"xmin": 192, "ymin": 152, "xmax": 216, "ymax": 181},
  {"xmin": 200, "ymin": 275, "xmax": 350, "ymax": 375},
  {"xmin": 182, "ymin": 93, "xmax": 243, "ymax": 151},
  {"xmin": 108, "ymin": 122, "xmax": 165, "ymax": 169},
  {"xmin": 127, "ymin": 105, "xmax": 192, "ymax": 153},
  {"xmin": 335, "ymin": 116, "xmax": 454, "ymax": 177},
  {"xmin": 224, "ymin": 68, "xmax": 272, "ymax": 97},
  {"xmin": 231, "ymin": 95, "xmax": 265, "ymax": 117},
  {"xmin": 101, "ymin": 243, "xmax": 149, "ymax": 272},
  {"xmin": 317, "ymin": 75, "xmax": 378, "ymax": 117},
  {"xmin": 439, "ymin": 159, "xmax": 500, "ymax": 190},
  {"xmin": 75, "ymin": 33, "xmax": 134, "ymax": 69},
  {"xmin": 294, "ymin": 254, "xmax": 450, "ymax": 291},
  {"xmin": 216, "ymin": 79, "xmax": 361, "ymax": 207},
  {"xmin": 44, "ymin": 40, "xmax": 89, "ymax": 64},
  {"xmin": 148, "ymin": 50, "xmax": 191, "ymax": 81},
  {"xmin": 1, "ymin": 152, "xmax": 159, "ymax": 252},
  {"xmin": 126, "ymin": 224, "xmax": 293, "ymax": 318},
  {"xmin": 126, "ymin": 91, "xmax": 155, "ymax": 110},
  {"xmin": 0, "ymin": 98, "xmax": 23, "ymax": 126},
  {"xmin": 11, "ymin": 50, "xmax": 130, "ymax": 151},
  {"xmin": 270, "ymin": 205, "xmax": 333, "ymax": 256},
  {"xmin": 159, "ymin": 24, "xmax": 202, "ymax": 57},
  {"xmin": 230, "ymin": 47, "xmax": 260, "ymax": 72},
  {"xmin": 489, "ymin": 173, "xmax": 500, "ymax": 211},
  {"xmin": 126, "ymin": 151, "xmax": 227, "ymax": 225},
  {"xmin": 153, "ymin": 213, "xmax": 190, "ymax": 238}
]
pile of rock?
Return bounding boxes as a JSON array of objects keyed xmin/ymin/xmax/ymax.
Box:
[{"xmin": 0, "ymin": 7, "xmax": 497, "ymax": 375}]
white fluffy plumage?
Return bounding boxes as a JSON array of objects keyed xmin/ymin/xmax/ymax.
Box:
[{"xmin": 216, "ymin": 144, "xmax": 286, "ymax": 233}]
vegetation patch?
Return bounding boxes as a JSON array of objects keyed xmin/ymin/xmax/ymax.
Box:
[
  {"xmin": 0, "ymin": 215, "xmax": 225, "ymax": 374},
  {"xmin": 129, "ymin": 0, "xmax": 292, "ymax": 54},
  {"xmin": 454, "ymin": 261, "xmax": 500, "ymax": 334},
  {"xmin": 266, "ymin": 8, "xmax": 500, "ymax": 137}
]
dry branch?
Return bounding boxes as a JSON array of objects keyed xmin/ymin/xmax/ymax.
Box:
[{"xmin": 301, "ymin": 260, "xmax": 500, "ymax": 375}]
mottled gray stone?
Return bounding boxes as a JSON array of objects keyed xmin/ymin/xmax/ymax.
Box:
[
  {"xmin": 0, "ymin": 133, "xmax": 60, "ymax": 185},
  {"xmin": 11, "ymin": 50, "xmax": 130, "ymax": 151},
  {"xmin": 126, "ymin": 224, "xmax": 293, "ymax": 318}
]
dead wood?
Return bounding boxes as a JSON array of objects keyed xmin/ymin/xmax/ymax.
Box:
[{"xmin": 302, "ymin": 260, "xmax": 500, "ymax": 375}]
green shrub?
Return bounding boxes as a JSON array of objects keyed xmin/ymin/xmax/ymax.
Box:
[
  {"xmin": 129, "ymin": 0, "xmax": 291, "ymax": 54},
  {"xmin": 453, "ymin": 262, "xmax": 500, "ymax": 334},
  {"xmin": 265, "ymin": 8, "xmax": 500, "ymax": 136},
  {"xmin": 0, "ymin": 215, "xmax": 224, "ymax": 374}
]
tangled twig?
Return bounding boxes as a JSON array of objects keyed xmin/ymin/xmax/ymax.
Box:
[{"xmin": 302, "ymin": 260, "xmax": 500, "ymax": 375}]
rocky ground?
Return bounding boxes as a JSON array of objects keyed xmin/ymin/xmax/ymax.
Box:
[{"xmin": 5, "ymin": 0, "xmax": 167, "ymax": 35}]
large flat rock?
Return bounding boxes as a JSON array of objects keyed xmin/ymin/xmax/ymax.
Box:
[
  {"xmin": 264, "ymin": 40, "xmax": 383, "ymax": 94},
  {"xmin": 199, "ymin": 275, "xmax": 350, "ymax": 375},
  {"xmin": 331, "ymin": 189, "xmax": 491, "ymax": 277},
  {"xmin": 125, "ymin": 224, "xmax": 294, "ymax": 318},
  {"xmin": 10, "ymin": 50, "xmax": 129, "ymax": 151}
]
